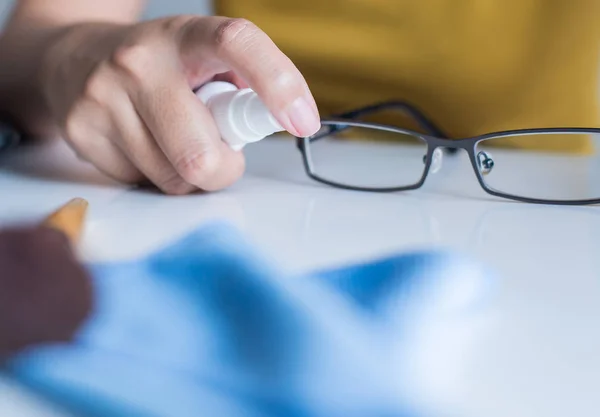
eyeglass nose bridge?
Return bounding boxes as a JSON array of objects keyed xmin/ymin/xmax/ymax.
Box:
[{"xmin": 422, "ymin": 147, "xmax": 444, "ymax": 174}]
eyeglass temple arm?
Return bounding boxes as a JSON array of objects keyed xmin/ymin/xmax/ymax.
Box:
[
  {"xmin": 334, "ymin": 101, "xmax": 449, "ymax": 138},
  {"xmin": 297, "ymin": 100, "xmax": 457, "ymax": 154}
]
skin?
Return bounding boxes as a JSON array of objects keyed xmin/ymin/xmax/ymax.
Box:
[{"xmin": 0, "ymin": 0, "xmax": 321, "ymax": 194}]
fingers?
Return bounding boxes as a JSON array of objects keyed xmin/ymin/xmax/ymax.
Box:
[
  {"xmin": 62, "ymin": 101, "xmax": 144, "ymax": 184},
  {"xmin": 72, "ymin": 134, "xmax": 144, "ymax": 185},
  {"xmin": 129, "ymin": 69, "xmax": 245, "ymax": 191},
  {"xmin": 107, "ymin": 91, "xmax": 198, "ymax": 195},
  {"xmin": 61, "ymin": 69, "xmax": 193, "ymax": 194},
  {"xmin": 90, "ymin": 42, "xmax": 244, "ymax": 193},
  {"xmin": 54, "ymin": 16, "xmax": 297, "ymax": 194},
  {"xmin": 180, "ymin": 16, "xmax": 321, "ymax": 138}
]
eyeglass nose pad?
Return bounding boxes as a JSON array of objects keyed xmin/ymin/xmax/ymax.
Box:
[
  {"xmin": 429, "ymin": 148, "xmax": 443, "ymax": 174},
  {"xmin": 476, "ymin": 151, "xmax": 494, "ymax": 175}
]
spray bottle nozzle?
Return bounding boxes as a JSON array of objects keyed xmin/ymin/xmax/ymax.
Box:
[{"xmin": 196, "ymin": 81, "xmax": 284, "ymax": 151}]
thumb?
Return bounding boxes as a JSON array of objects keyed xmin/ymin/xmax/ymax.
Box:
[{"xmin": 179, "ymin": 16, "xmax": 321, "ymax": 138}]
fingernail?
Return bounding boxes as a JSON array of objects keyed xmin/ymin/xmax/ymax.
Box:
[{"xmin": 286, "ymin": 96, "xmax": 320, "ymax": 137}]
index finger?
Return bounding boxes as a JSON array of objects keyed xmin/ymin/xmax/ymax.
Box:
[{"xmin": 180, "ymin": 16, "xmax": 321, "ymax": 138}]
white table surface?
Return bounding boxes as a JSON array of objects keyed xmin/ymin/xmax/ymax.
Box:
[{"xmin": 1, "ymin": 136, "xmax": 599, "ymax": 417}]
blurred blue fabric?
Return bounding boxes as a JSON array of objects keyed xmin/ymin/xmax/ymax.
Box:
[{"xmin": 6, "ymin": 222, "xmax": 493, "ymax": 417}]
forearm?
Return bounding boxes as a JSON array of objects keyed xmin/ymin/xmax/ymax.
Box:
[{"xmin": 0, "ymin": 0, "xmax": 146, "ymax": 136}]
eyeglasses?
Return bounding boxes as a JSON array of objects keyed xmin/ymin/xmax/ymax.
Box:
[{"xmin": 295, "ymin": 101, "xmax": 600, "ymax": 205}]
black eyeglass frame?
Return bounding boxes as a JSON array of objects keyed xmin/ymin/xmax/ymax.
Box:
[{"xmin": 295, "ymin": 101, "xmax": 600, "ymax": 206}]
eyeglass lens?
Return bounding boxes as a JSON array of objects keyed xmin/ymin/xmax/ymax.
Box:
[
  {"xmin": 475, "ymin": 132, "xmax": 600, "ymax": 201},
  {"xmin": 305, "ymin": 125, "xmax": 428, "ymax": 189}
]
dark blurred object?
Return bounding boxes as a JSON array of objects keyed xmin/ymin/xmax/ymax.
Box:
[
  {"xmin": 0, "ymin": 120, "xmax": 21, "ymax": 153},
  {"xmin": 0, "ymin": 226, "xmax": 93, "ymax": 359}
]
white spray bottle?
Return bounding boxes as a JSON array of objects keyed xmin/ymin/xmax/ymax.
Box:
[{"xmin": 195, "ymin": 81, "xmax": 285, "ymax": 151}]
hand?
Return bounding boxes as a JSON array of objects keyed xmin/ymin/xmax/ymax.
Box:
[{"xmin": 40, "ymin": 17, "xmax": 320, "ymax": 194}]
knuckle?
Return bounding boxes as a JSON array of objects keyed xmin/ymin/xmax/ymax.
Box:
[
  {"xmin": 63, "ymin": 100, "xmax": 111, "ymax": 144},
  {"xmin": 63, "ymin": 112, "xmax": 85, "ymax": 143},
  {"xmin": 111, "ymin": 43, "xmax": 154, "ymax": 81},
  {"xmin": 174, "ymin": 149, "xmax": 221, "ymax": 186},
  {"xmin": 254, "ymin": 70, "xmax": 304, "ymax": 105},
  {"xmin": 82, "ymin": 68, "xmax": 111, "ymax": 104},
  {"xmin": 213, "ymin": 18, "xmax": 257, "ymax": 53}
]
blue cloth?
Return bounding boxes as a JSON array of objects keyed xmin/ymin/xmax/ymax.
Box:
[{"xmin": 6, "ymin": 222, "xmax": 493, "ymax": 417}]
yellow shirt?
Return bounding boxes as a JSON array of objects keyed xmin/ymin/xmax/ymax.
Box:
[{"xmin": 216, "ymin": 1, "xmax": 600, "ymax": 152}]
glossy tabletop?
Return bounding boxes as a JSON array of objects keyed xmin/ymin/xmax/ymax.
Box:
[{"xmin": 0, "ymin": 136, "xmax": 599, "ymax": 417}]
